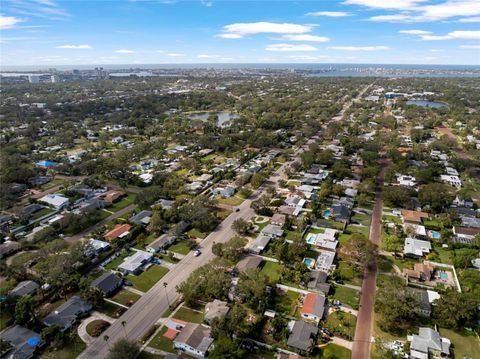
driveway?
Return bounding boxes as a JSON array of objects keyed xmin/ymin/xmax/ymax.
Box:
[{"xmin": 78, "ymin": 311, "xmax": 116, "ymax": 344}]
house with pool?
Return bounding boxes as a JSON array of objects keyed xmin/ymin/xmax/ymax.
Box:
[
  {"xmin": 305, "ymin": 228, "xmax": 338, "ymax": 252},
  {"xmin": 315, "ymin": 250, "xmax": 336, "ymax": 273}
]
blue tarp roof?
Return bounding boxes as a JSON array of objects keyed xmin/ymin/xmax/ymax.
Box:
[
  {"xmin": 27, "ymin": 337, "xmax": 40, "ymax": 346},
  {"xmin": 36, "ymin": 160, "xmax": 56, "ymax": 167}
]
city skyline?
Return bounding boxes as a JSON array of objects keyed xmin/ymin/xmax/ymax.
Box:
[{"xmin": 1, "ymin": 0, "xmax": 480, "ymax": 66}]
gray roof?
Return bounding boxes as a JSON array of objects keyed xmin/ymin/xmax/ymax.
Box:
[
  {"xmin": 0, "ymin": 325, "xmax": 42, "ymax": 359},
  {"xmin": 43, "ymin": 296, "xmax": 92, "ymax": 330},
  {"xmin": 90, "ymin": 272, "xmax": 123, "ymax": 295},
  {"xmin": 410, "ymin": 327, "xmax": 450, "ymax": 355},
  {"xmin": 331, "ymin": 204, "xmax": 350, "ymax": 221},
  {"xmin": 130, "ymin": 210, "xmax": 153, "ymax": 226},
  {"xmin": 204, "ymin": 300, "xmax": 229, "ymax": 322},
  {"xmin": 261, "ymin": 224, "xmax": 284, "ymax": 237},
  {"xmin": 174, "ymin": 323, "xmax": 213, "ymax": 355},
  {"xmin": 287, "ymin": 320, "xmax": 318, "ymax": 352},
  {"xmin": 236, "ymin": 256, "xmax": 263, "ymax": 273},
  {"xmin": 461, "ymin": 215, "xmax": 480, "ymax": 229},
  {"xmin": 307, "ymin": 271, "xmax": 330, "ymax": 294},
  {"xmin": 9, "ymin": 281, "xmax": 39, "ymax": 298},
  {"xmin": 248, "ymin": 234, "xmax": 271, "ymax": 254}
]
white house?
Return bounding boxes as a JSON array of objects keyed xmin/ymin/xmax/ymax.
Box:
[
  {"xmin": 440, "ymin": 175, "xmax": 462, "ymax": 188},
  {"xmin": 173, "ymin": 323, "xmax": 213, "ymax": 358},
  {"xmin": 39, "ymin": 194, "xmax": 69, "ymax": 209},
  {"xmin": 404, "ymin": 238, "xmax": 432, "ymax": 257},
  {"xmin": 397, "ymin": 174, "xmax": 416, "ymax": 187}
]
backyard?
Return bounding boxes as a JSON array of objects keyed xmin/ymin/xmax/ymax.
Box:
[
  {"xmin": 148, "ymin": 326, "xmax": 176, "ymax": 353},
  {"xmin": 260, "ymin": 261, "xmax": 283, "ymax": 282},
  {"xmin": 272, "ymin": 290, "xmax": 300, "ymax": 317},
  {"xmin": 323, "ymin": 311, "xmax": 357, "ymax": 340},
  {"xmin": 108, "ymin": 192, "xmax": 136, "ymax": 212},
  {"xmin": 127, "ymin": 265, "xmax": 170, "ymax": 292},
  {"xmin": 172, "ymin": 306, "xmax": 204, "ymax": 324},
  {"xmin": 42, "ymin": 333, "xmax": 86, "ymax": 359}
]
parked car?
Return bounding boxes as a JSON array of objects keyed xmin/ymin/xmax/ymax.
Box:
[{"xmin": 194, "ymin": 250, "xmax": 201, "ymax": 257}]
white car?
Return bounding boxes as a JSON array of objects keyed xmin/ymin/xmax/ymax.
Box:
[{"xmin": 194, "ymin": 250, "xmax": 201, "ymax": 257}]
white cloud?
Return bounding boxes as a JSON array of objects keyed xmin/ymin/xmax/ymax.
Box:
[
  {"xmin": 420, "ymin": 30, "xmax": 480, "ymax": 40},
  {"xmin": 342, "ymin": 0, "xmax": 425, "ymax": 10},
  {"xmin": 197, "ymin": 54, "xmax": 220, "ymax": 58},
  {"xmin": 328, "ymin": 46, "xmax": 390, "ymax": 51},
  {"xmin": 200, "ymin": 0, "xmax": 213, "ymax": 6},
  {"xmin": 265, "ymin": 43, "xmax": 318, "ymax": 52},
  {"xmin": 167, "ymin": 53, "xmax": 185, "ymax": 57},
  {"xmin": 370, "ymin": 14, "xmax": 417, "ymax": 22},
  {"xmin": 289, "ymin": 55, "xmax": 328, "ymax": 60},
  {"xmin": 219, "ymin": 22, "xmax": 313, "ymax": 39},
  {"xmin": 306, "ymin": 11, "xmax": 351, "ymax": 17},
  {"xmin": 459, "ymin": 16, "xmax": 480, "ymax": 22},
  {"xmin": 282, "ymin": 34, "xmax": 330, "ymax": 42},
  {"xmin": 399, "ymin": 29, "xmax": 432, "ymax": 35},
  {"xmin": 0, "ymin": 14, "xmax": 24, "ymax": 29},
  {"xmin": 8, "ymin": 0, "xmax": 70, "ymax": 20},
  {"xmin": 56, "ymin": 44, "xmax": 92, "ymax": 49},
  {"xmin": 115, "ymin": 49, "xmax": 136, "ymax": 53},
  {"xmin": 459, "ymin": 44, "xmax": 480, "ymax": 48}
]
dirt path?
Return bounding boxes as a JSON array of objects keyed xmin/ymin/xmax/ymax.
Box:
[{"xmin": 437, "ymin": 125, "xmax": 471, "ymax": 160}]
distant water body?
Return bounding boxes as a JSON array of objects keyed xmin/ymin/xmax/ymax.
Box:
[
  {"xmin": 406, "ymin": 100, "xmax": 449, "ymax": 108},
  {"xmin": 1, "ymin": 63, "xmax": 479, "ymax": 78}
]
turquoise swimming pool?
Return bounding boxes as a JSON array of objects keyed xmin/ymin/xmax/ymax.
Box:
[
  {"xmin": 303, "ymin": 258, "xmax": 315, "ymax": 268},
  {"xmin": 430, "ymin": 230, "xmax": 441, "ymax": 239},
  {"xmin": 323, "ymin": 210, "xmax": 332, "ymax": 218},
  {"xmin": 439, "ymin": 271, "xmax": 448, "ymax": 280},
  {"xmin": 305, "ymin": 233, "xmax": 316, "ymax": 245}
]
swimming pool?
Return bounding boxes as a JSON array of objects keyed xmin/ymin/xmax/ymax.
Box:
[
  {"xmin": 323, "ymin": 210, "xmax": 332, "ymax": 218},
  {"xmin": 305, "ymin": 233, "xmax": 316, "ymax": 245},
  {"xmin": 430, "ymin": 230, "xmax": 441, "ymax": 239},
  {"xmin": 439, "ymin": 271, "xmax": 448, "ymax": 280},
  {"xmin": 303, "ymin": 258, "xmax": 315, "ymax": 269}
]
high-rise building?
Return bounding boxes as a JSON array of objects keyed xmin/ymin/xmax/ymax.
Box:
[{"xmin": 28, "ymin": 75, "xmax": 40, "ymax": 83}]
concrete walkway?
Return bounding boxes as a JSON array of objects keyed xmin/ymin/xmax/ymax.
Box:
[
  {"xmin": 330, "ymin": 337, "xmax": 354, "ymax": 350},
  {"xmin": 78, "ymin": 311, "xmax": 116, "ymax": 344},
  {"xmin": 124, "ymin": 286, "xmax": 145, "ymax": 296},
  {"xmin": 105, "ymin": 298, "xmax": 129, "ymax": 309}
]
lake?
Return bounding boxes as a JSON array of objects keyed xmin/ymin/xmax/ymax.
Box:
[
  {"xmin": 406, "ymin": 100, "xmax": 449, "ymax": 108},
  {"xmin": 187, "ymin": 111, "xmax": 240, "ymax": 127}
]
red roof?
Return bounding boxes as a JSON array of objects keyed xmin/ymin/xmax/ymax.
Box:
[
  {"xmin": 164, "ymin": 328, "xmax": 178, "ymax": 340},
  {"xmin": 105, "ymin": 223, "xmax": 132, "ymax": 241},
  {"xmin": 300, "ymin": 293, "xmax": 322, "ymax": 315}
]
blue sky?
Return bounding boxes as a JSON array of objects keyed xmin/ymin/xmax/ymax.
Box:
[{"xmin": 1, "ymin": 0, "xmax": 479, "ymax": 66}]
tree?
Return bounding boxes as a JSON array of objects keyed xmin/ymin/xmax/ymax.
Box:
[
  {"xmin": 236, "ymin": 269, "xmax": 271, "ymax": 312},
  {"xmin": 81, "ymin": 287, "xmax": 105, "ymax": 308},
  {"xmin": 208, "ymin": 337, "xmax": 245, "ymax": 359},
  {"xmin": 210, "ymin": 304, "xmax": 250, "ymax": 340},
  {"xmin": 14, "ymin": 295, "xmax": 37, "ymax": 325},
  {"xmin": 251, "ymin": 173, "xmax": 266, "ymax": 189},
  {"xmin": 106, "ymin": 338, "xmax": 140, "ymax": 359},
  {"xmin": 339, "ymin": 234, "xmax": 378, "ymax": 273},
  {"xmin": 147, "ymin": 210, "xmax": 166, "ymax": 234},
  {"xmin": 381, "ymin": 234, "xmax": 403, "ymax": 252},
  {"xmin": 212, "ymin": 236, "xmax": 246, "ymax": 263},
  {"xmin": 418, "ymin": 183, "xmax": 454, "ymax": 213},
  {"xmin": 383, "ymin": 186, "xmax": 413, "ymax": 208},
  {"xmin": 433, "ymin": 290, "xmax": 479, "ymax": 329},
  {"xmin": 453, "ymin": 248, "xmax": 478, "ymax": 269},
  {"xmin": 232, "ymin": 218, "xmax": 249, "ymax": 235}
]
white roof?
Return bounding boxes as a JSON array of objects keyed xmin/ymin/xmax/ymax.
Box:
[
  {"xmin": 118, "ymin": 250, "xmax": 152, "ymax": 272},
  {"xmin": 315, "ymin": 250, "xmax": 336, "ymax": 271},
  {"xmin": 426, "ymin": 290, "xmax": 440, "ymax": 303},
  {"xmin": 39, "ymin": 194, "xmax": 69, "ymax": 208},
  {"xmin": 404, "ymin": 237, "xmax": 431, "ymax": 256}
]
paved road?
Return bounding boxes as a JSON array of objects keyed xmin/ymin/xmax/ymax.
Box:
[
  {"xmin": 65, "ymin": 204, "xmax": 137, "ymax": 243},
  {"xmin": 78, "ymin": 152, "xmax": 297, "ymax": 359},
  {"xmin": 351, "ymin": 159, "xmax": 387, "ymax": 359}
]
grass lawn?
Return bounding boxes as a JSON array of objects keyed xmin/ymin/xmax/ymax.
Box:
[
  {"xmin": 148, "ymin": 326, "xmax": 176, "ymax": 353},
  {"xmin": 439, "ymin": 328, "xmax": 480, "ymax": 359},
  {"xmin": 108, "ymin": 192, "xmax": 136, "ymax": 212},
  {"xmin": 200, "ymin": 153, "xmax": 216, "ymax": 162},
  {"xmin": 372, "ymin": 315, "xmax": 405, "ymax": 342},
  {"xmin": 285, "ymin": 230, "xmax": 302, "ymax": 241},
  {"xmin": 104, "ymin": 250, "xmax": 134, "ymax": 270},
  {"xmin": 111, "ymin": 289, "xmax": 142, "ymax": 306},
  {"xmin": 127, "ymin": 265, "xmax": 169, "ymax": 292},
  {"xmin": 97, "ymin": 301, "xmax": 126, "ymax": 318},
  {"xmin": 10, "ymin": 251, "xmax": 39, "ymax": 267},
  {"xmin": 0, "ymin": 310, "xmax": 13, "ymax": 331},
  {"xmin": 317, "ymin": 344, "xmax": 351, "ymax": 359},
  {"xmin": 351, "ymin": 213, "xmax": 371, "ymax": 226},
  {"xmin": 431, "ymin": 246, "xmax": 453, "ymax": 264},
  {"xmin": 86, "ymin": 319, "xmax": 110, "ymax": 337},
  {"xmin": 324, "ymin": 311, "xmax": 356, "ymax": 340},
  {"xmin": 173, "ymin": 306, "xmax": 204, "ymax": 323},
  {"xmin": 157, "ymin": 254, "xmax": 179, "ymax": 264},
  {"xmin": 423, "ymin": 219, "xmax": 444, "ymax": 230},
  {"xmin": 31, "ymin": 207, "xmax": 54, "ymax": 220},
  {"xmin": 187, "ymin": 228, "xmax": 207, "ymax": 239},
  {"xmin": 39, "ymin": 178, "xmax": 65, "ymax": 190},
  {"xmin": 273, "ymin": 290, "xmax": 300, "ymax": 316},
  {"xmin": 347, "ymin": 225, "xmax": 370, "ymax": 237},
  {"xmin": 336, "ymin": 261, "xmax": 362, "ymax": 286},
  {"xmin": 377, "ymin": 256, "xmax": 395, "ymax": 273},
  {"xmin": 217, "ymin": 195, "xmax": 244, "ymax": 206},
  {"xmin": 331, "ymin": 285, "xmax": 359, "ymax": 310},
  {"xmin": 168, "ymin": 240, "xmax": 192, "ymax": 255},
  {"xmin": 382, "ymin": 215, "xmax": 402, "ymax": 224},
  {"xmin": 308, "ymin": 228, "xmax": 326, "ymax": 234},
  {"xmin": 42, "ymin": 333, "xmax": 86, "ymax": 359},
  {"xmin": 338, "ymin": 233, "xmax": 352, "ymax": 246},
  {"xmin": 261, "ymin": 261, "xmax": 282, "ymax": 282},
  {"xmin": 390, "ymin": 256, "xmax": 417, "ymax": 271}
]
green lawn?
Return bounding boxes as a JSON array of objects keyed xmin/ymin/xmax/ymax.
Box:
[
  {"xmin": 9, "ymin": 252, "xmax": 38, "ymax": 267},
  {"xmin": 351, "ymin": 213, "xmax": 371, "ymax": 226},
  {"xmin": 285, "ymin": 230, "xmax": 302, "ymax": 241},
  {"xmin": 336, "ymin": 261, "xmax": 362, "ymax": 286},
  {"xmin": 42, "ymin": 333, "xmax": 86, "ymax": 359},
  {"xmin": 0, "ymin": 310, "xmax": 13, "ymax": 331},
  {"xmin": 338, "ymin": 233, "xmax": 352, "ymax": 246},
  {"xmin": 104, "ymin": 250, "xmax": 134, "ymax": 270},
  {"xmin": 439, "ymin": 328, "xmax": 480, "ymax": 359},
  {"xmin": 200, "ymin": 153, "xmax": 216, "ymax": 162},
  {"xmin": 173, "ymin": 306, "xmax": 204, "ymax": 324},
  {"xmin": 127, "ymin": 265, "xmax": 169, "ymax": 292},
  {"xmin": 317, "ymin": 344, "xmax": 351, "ymax": 359},
  {"xmin": 382, "ymin": 215, "xmax": 402, "ymax": 224},
  {"xmin": 31, "ymin": 207, "xmax": 54, "ymax": 220},
  {"xmin": 390, "ymin": 256, "xmax": 417, "ymax": 271},
  {"xmin": 187, "ymin": 228, "xmax": 207, "ymax": 239},
  {"xmin": 323, "ymin": 311, "xmax": 357, "ymax": 340},
  {"xmin": 273, "ymin": 290, "xmax": 300, "ymax": 316},
  {"xmin": 347, "ymin": 225, "xmax": 370, "ymax": 237},
  {"xmin": 86, "ymin": 319, "xmax": 110, "ymax": 337},
  {"xmin": 111, "ymin": 289, "xmax": 142, "ymax": 306},
  {"xmin": 217, "ymin": 195, "xmax": 244, "ymax": 206},
  {"xmin": 148, "ymin": 326, "xmax": 176, "ymax": 353},
  {"xmin": 96, "ymin": 301, "xmax": 125, "ymax": 318},
  {"xmin": 261, "ymin": 261, "xmax": 282, "ymax": 282},
  {"xmin": 331, "ymin": 285, "xmax": 359, "ymax": 310},
  {"xmin": 39, "ymin": 178, "xmax": 65, "ymax": 190},
  {"xmin": 168, "ymin": 240, "xmax": 192, "ymax": 255},
  {"xmin": 431, "ymin": 246, "xmax": 453, "ymax": 264},
  {"xmin": 108, "ymin": 192, "xmax": 136, "ymax": 212}
]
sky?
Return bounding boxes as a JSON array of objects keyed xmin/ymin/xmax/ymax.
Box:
[{"xmin": 0, "ymin": 0, "xmax": 479, "ymax": 67}]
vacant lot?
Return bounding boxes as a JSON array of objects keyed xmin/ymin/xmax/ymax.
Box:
[
  {"xmin": 168, "ymin": 240, "xmax": 192, "ymax": 255},
  {"xmin": 111, "ymin": 289, "xmax": 142, "ymax": 306},
  {"xmin": 173, "ymin": 306, "xmax": 204, "ymax": 324},
  {"xmin": 331, "ymin": 285, "xmax": 359, "ymax": 310},
  {"xmin": 127, "ymin": 265, "xmax": 169, "ymax": 292}
]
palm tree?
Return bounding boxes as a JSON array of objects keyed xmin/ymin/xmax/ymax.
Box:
[{"xmin": 121, "ymin": 321, "xmax": 127, "ymax": 337}]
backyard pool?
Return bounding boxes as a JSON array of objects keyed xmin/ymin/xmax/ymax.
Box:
[
  {"xmin": 323, "ymin": 210, "xmax": 332, "ymax": 218},
  {"xmin": 303, "ymin": 258, "xmax": 315, "ymax": 269},
  {"xmin": 430, "ymin": 230, "xmax": 441, "ymax": 239},
  {"xmin": 305, "ymin": 233, "xmax": 316, "ymax": 245},
  {"xmin": 439, "ymin": 271, "xmax": 448, "ymax": 280}
]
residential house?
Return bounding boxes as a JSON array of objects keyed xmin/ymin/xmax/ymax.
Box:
[
  {"xmin": 287, "ymin": 320, "xmax": 318, "ymax": 353},
  {"xmin": 408, "ymin": 327, "xmax": 450, "ymax": 359},
  {"xmin": 311, "ymin": 228, "xmax": 338, "ymax": 251},
  {"xmin": 129, "ymin": 210, "xmax": 153, "ymax": 226},
  {"xmin": 262, "ymin": 224, "xmax": 284, "ymax": 238},
  {"xmin": 403, "ymin": 263, "xmax": 434, "ymax": 282},
  {"xmin": 404, "ymin": 238, "xmax": 432, "ymax": 258},
  {"xmin": 315, "ymin": 250, "xmax": 336, "ymax": 273},
  {"xmin": 397, "ymin": 174, "xmax": 417, "ymax": 187},
  {"xmin": 102, "ymin": 190, "xmax": 125, "ymax": 204},
  {"xmin": 39, "ymin": 194, "xmax": 69, "ymax": 209},
  {"xmin": 43, "ymin": 296, "xmax": 92, "ymax": 331},
  {"xmin": 271, "ymin": 213, "xmax": 286, "ymax": 227},
  {"xmin": 248, "ymin": 234, "xmax": 271, "ymax": 255},
  {"xmin": 173, "ymin": 323, "xmax": 213, "ymax": 358},
  {"xmin": 118, "ymin": 250, "xmax": 153, "ymax": 274},
  {"xmin": 331, "ymin": 204, "xmax": 350, "ymax": 223},
  {"xmin": 9, "ymin": 280, "xmax": 39, "ymax": 298},
  {"xmin": 105, "ymin": 223, "xmax": 132, "ymax": 242},
  {"xmin": 235, "ymin": 256, "xmax": 263, "ymax": 275},
  {"xmin": 90, "ymin": 272, "xmax": 123, "ymax": 296},
  {"xmin": 440, "ymin": 175, "xmax": 462, "ymax": 188},
  {"xmin": 453, "ymin": 226, "xmax": 480, "ymax": 240},
  {"xmin": 87, "ymin": 239, "xmax": 110, "ymax": 256},
  {"xmin": 0, "ymin": 241, "xmax": 21, "ymax": 259},
  {"xmin": 401, "ymin": 210, "xmax": 430, "ymax": 225},
  {"xmin": 299, "ymin": 293, "xmax": 326, "ymax": 323},
  {"xmin": 0, "ymin": 325, "xmax": 43, "ymax": 359},
  {"xmin": 204, "ymin": 300, "xmax": 229, "ymax": 323},
  {"xmin": 307, "ymin": 271, "xmax": 330, "ymax": 294},
  {"xmin": 213, "ymin": 186, "xmax": 236, "ymax": 198},
  {"xmin": 146, "ymin": 234, "xmax": 176, "ymax": 253}
]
